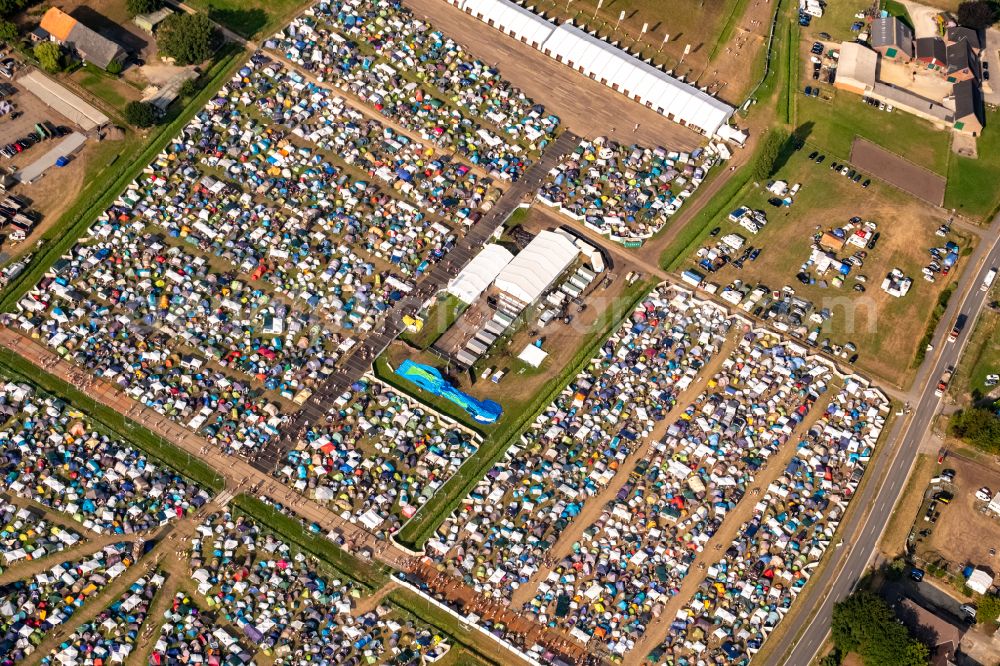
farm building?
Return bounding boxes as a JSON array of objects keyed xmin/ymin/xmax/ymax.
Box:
[
  {"xmin": 494, "ymin": 229, "xmax": 579, "ymax": 310},
  {"xmin": 39, "ymin": 7, "xmax": 126, "ymax": 70},
  {"xmin": 833, "ymin": 42, "xmax": 877, "ymax": 94},
  {"xmin": 952, "ymin": 79, "xmax": 984, "ymax": 135},
  {"xmin": 133, "ymin": 7, "xmax": 174, "ymax": 34},
  {"xmin": 916, "ymin": 37, "xmax": 948, "ymax": 70},
  {"xmin": 870, "ymin": 17, "xmax": 913, "ymax": 61}
]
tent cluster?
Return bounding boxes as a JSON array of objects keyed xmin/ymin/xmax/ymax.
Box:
[
  {"xmin": 150, "ymin": 593, "xmax": 254, "ymax": 666},
  {"xmin": 0, "ymin": 385, "xmax": 211, "ymax": 533},
  {"xmin": 190, "ymin": 512, "xmax": 450, "ymax": 665},
  {"xmin": 229, "ymin": 53, "xmax": 498, "ymax": 231},
  {"xmin": 0, "ymin": 500, "xmax": 82, "ymax": 571},
  {"xmin": 42, "ymin": 571, "xmax": 164, "ymax": 666},
  {"xmin": 651, "ymin": 380, "xmax": 888, "ymax": 664},
  {"xmin": 537, "ymin": 138, "xmax": 716, "ymax": 242},
  {"xmin": 521, "ymin": 332, "xmax": 833, "ymax": 656},
  {"xmin": 0, "ymin": 542, "xmax": 134, "ymax": 663},
  {"xmin": 427, "ymin": 287, "xmax": 731, "ymax": 600},
  {"xmin": 277, "ymin": 378, "xmax": 479, "ymax": 534},
  {"xmin": 267, "ymin": 0, "xmax": 560, "ymax": 182}
]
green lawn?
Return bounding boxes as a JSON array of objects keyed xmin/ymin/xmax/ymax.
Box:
[
  {"xmin": 186, "ymin": 0, "xmax": 308, "ymax": 38},
  {"xmin": 400, "ymin": 294, "xmax": 467, "ymax": 350},
  {"xmin": 0, "ymin": 348, "xmax": 225, "ymax": 492},
  {"xmin": 73, "ymin": 65, "xmax": 135, "ymax": 110},
  {"xmin": 882, "ymin": 0, "xmax": 914, "ymax": 29},
  {"xmin": 945, "ymin": 109, "xmax": 1000, "ymax": 221},
  {"xmin": 801, "ymin": 0, "xmax": 870, "ymax": 43},
  {"xmin": 796, "ymin": 88, "xmax": 951, "ymax": 175},
  {"xmin": 952, "ymin": 293, "xmax": 1000, "ymax": 401}
]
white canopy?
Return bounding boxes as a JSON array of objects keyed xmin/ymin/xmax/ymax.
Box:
[
  {"xmin": 495, "ymin": 230, "xmax": 578, "ymax": 305},
  {"xmin": 448, "ymin": 243, "xmax": 514, "ymax": 304},
  {"xmin": 969, "ymin": 568, "xmax": 994, "ymax": 594},
  {"xmin": 543, "ymin": 23, "xmax": 733, "ymax": 136},
  {"xmin": 460, "ymin": 0, "xmax": 556, "ymax": 46},
  {"xmin": 518, "ymin": 344, "xmax": 548, "ymax": 368}
]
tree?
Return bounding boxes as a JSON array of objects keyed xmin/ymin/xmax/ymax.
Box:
[
  {"xmin": 157, "ymin": 12, "xmax": 218, "ymax": 65},
  {"xmin": 831, "ymin": 590, "xmax": 930, "ymax": 666},
  {"xmin": 179, "ymin": 77, "xmax": 199, "ymax": 98},
  {"xmin": 124, "ymin": 101, "xmax": 158, "ymax": 128},
  {"xmin": 0, "ymin": 0, "xmax": 27, "ymax": 18},
  {"xmin": 0, "ymin": 19, "xmax": 17, "ymax": 43},
  {"xmin": 949, "ymin": 407, "xmax": 1000, "ymax": 453},
  {"xmin": 957, "ymin": 1, "xmax": 998, "ymax": 28},
  {"xmin": 105, "ymin": 59, "xmax": 123, "ymax": 75},
  {"xmin": 34, "ymin": 42, "xmax": 63, "ymax": 73},
  {"xmin": 126, "ymin": 0, "xmax": 163, "ymax": 18},
  {"xmin": 978, "ymin": 594, "xmax": 1000, "ymax": 624},
  {"xmin": 751, "ymin": 128, "xmax": 788, "ymax": 183}
]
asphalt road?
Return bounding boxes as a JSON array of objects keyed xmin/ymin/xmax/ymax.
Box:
[{"xmin": 772, "ymin": 221, "xmax": 1000, "ymax": 665}]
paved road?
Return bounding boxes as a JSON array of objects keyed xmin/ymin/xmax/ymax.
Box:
[{"xmin": 772, "ymin": 216, "xmax": 1000, "ymax": 665}]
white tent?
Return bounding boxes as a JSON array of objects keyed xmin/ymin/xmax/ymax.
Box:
[
  {"xmin": 20, "ymin": 70, "xmax": 109, "ymax": 131},
  {"xmin": 968, "ymin": 568, "xmax": 993, "ymax": 594},
  {"xmin": 518, "ymin": 344, "xmax": 548, "ymax": 368},
  {"xmin": 495, "ymin": 230, "xmax": 578, "ymax": 306},
  {"xmin": 448, "ymin": 243, "xmax": 514, "ymax": 304},
  {"xmin": 542, "ymin": 23, "xmax": 733, "ymax": 136},
  {"xmin": 460, "ymin": 0, "xmax": 556, "ymax": 47}
]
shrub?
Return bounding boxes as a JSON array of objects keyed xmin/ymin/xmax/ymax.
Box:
[{"xmin": 123, "ymin": 101, "xmax": 158, "ymax": 128}]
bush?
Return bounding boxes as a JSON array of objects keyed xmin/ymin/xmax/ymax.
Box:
[
  {"xmin": 33, "ymin": 41, "xmax": 63, "ymax": 73},
  {"xmin": 126, "ymin": 0, "xmax": 163, "ymax": 18},
  {"xmin": 179, "ymin": 77, "xmax": 199, "ymax": 98},
  {"xmin": 979, "ymin": 594, "xmax": 1000, "ymax": 624},
  {"xmin": 123, "ymin": 101, "xmax": 158, "ymax": 128},
  {"xmin": 949, "ymin": 407, "xmax": 1000, "ymax": 453},
  {"xmin": 0, "ymin": 19, "xmax": 17, "ymax": 43},
  {"xmin": 157, "ymin": 12, "xmax": 218, "ymax": 65},
  {"xmin": 0, "ymin": 0, "xmax": 27, "ymax": 18},
  {"xmin": 751, "ymin": 128, "xmax": 788, "ymax": 183},
  {"xmin": 105, "ymin": 59, "xmax": 123, "ymax": 75}
]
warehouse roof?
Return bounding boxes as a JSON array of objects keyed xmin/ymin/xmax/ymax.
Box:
[
  {"xmin": 447, "ymin": 243, "xmax": 514, "ymax": 304},
  {"xmin": 495, "ymin": 230, "xmax": 578, "ymax": 305},
  {"xmin": 19, "ymin": 70, "xmax": 110, "ymax": 131},
  {"xmin": 459, "ymin": 0, "xmax": 556, "ymax": 46}
]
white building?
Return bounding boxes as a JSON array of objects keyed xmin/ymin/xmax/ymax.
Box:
[
  {"xmin": 447, "ymin": 243, "xmax": 514, "ymax": 304},
  {"xmin": 494, "ymin": 230, "xmax": 579, "ymax": 309}
]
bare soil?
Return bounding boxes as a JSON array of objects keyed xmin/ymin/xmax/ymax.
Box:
[{"xmin": 851, "ymin": 138, "xmax": 947, "ymax": 206}]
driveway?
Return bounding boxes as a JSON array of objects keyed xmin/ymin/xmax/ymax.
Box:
[
  {"xmin": 899, "ymin": 0, "xmax": 941, "ymax": 39},
  {"xmin": 982, "ymin": 27, "xmax": 1000, "ymax": 104}
]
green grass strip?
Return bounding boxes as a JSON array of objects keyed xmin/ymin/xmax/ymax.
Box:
[
  {"xmin": 394, "ymin": 279, "xmax": 654, "ymax": 550},
  {"xmin": 388, "ymin": 589, "xmax": 504, "ymax": 666},
  {"xmin": 709, "ymin": 0, "xmax": 753, "ymax": 62},
  {"xmin": 0, "ymin": 348, "xmax": 225, "ymax": 492},
  {"xmin": 230, "ymin": 493, "xmax": 390, "ymax": 592},
  {"xmin": 660, "ymin": 174, "xmax": 752, "ymax": 272},
  {"xmin": 0, "ymin": 43, "xmax": 246, "ymax": 313}
]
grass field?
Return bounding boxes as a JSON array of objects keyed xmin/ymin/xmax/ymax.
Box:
[
  {"xmin": 186, "ymin": 0, "xmax": 307, "ymax": 38},
  {"xmin": 675, "ymin": 151, "xmax": 968, "ymax": 386},
  {"xmin": 952, "ymin": 288, "xmax": 1000, "ymax": 401},
  {"xmin": 945, "ymin": 109, "xmax": 1000, "ymax": 221},
  {"xmin": 0, "ymin": 44, "xmax": 246, "ymax": 313},
  {"xmin": 72, "ymin": 64, "xmax": 138, "ymax": 110},
  {"xmin": 400, "ymin": 294, "xmax": 467, "ymax": 350},
  {"xmin": 796, "ymin": 88, "xmax": 951, "ymax": 175},
  {"xmin": 0, "ymin": 348, "xmax": 225, "ymax": 492}
]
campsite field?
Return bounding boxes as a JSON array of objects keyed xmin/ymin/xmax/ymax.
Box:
[
  {"xmin": 912, "ymin": 454, "xmax": 1000, "ymax": 578},
  {"xmin": 676, "ymin": 151, "xmax": 971, "ymax": 387}
]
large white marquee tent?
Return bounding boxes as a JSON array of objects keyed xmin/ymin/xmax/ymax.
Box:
[
  {"xmin": 447, "ymin": 0, "xmax": 734, "ymax": 137},
  {"xmin": 494, "ymin": 230, "xmax": 578, "ymax": 306},
  {"xmin": 447, "ymin": 243, "xmax": 515, "ymax": 304}
]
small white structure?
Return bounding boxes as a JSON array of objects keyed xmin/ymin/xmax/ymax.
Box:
[
  {"xmin": 881, "ymin": 268, "xmax": 912, "ymax": 298},
  {"xmin": 988, "ymin": 491, "xmax": 1000, "ymax": 515},
  {"xmin": 447, "ymin": 244, "xmax": 514, "ymax": 304},
  {"xmin": 968, "ymin": 568, "xmax": 994, "ymax": 594},
  {"xmin": 518, "ymin": 344, "xmax": 548, "ymax": 368}
]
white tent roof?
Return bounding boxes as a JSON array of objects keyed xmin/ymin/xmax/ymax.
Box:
[
  {"xmin": 448, "ymin": 243, "xmax": 514, "ymax": 304},
  {"xmin": 495, "ymin": 230, "xmax": 578, "ymax": 304},
  {"xmin": 543, "ymin": 23, "xmax": 733, "ymax": 135},
  {"xmin": 969, "ymin": 568, "xmax": 993, "ymax": 594},
  {"xmin": 518, "ymin": 344, "xmax": 548, "ymax": 368},
  {"xmin": 460, "ymin": 0, "xmax": 556, "ymax": 45},
  {"xmin": 19, "ymin": 70, "xmax": 109, "ymax": 131}
]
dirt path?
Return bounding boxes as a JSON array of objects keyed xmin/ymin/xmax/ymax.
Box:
[
  {"xmin": 351, "ymin": 580, "xmax": 399, "ymax": 617},
  {"xmin": 621, "ymin": 383, "xmax": 839, "ymax": 666},
  {"xmin": 0, "ymin": 533, "xmax": 135, "ymax": 586},
  {"xmin": 509, "ymin": 327, "xmax": 741, "ymax": 607}
]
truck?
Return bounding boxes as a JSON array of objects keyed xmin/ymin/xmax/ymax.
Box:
[
  {"xmin": 935, "ymin": 366, "xmax": 954, "ymax": 397},
  {"xmin": 982, "ymin": 268, "xmax": 997, "ymax": 292}
]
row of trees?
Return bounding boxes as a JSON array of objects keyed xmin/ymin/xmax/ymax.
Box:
[{"xmin": 948, "ymin": 406, "xmax": 1000, "ymax": 453}]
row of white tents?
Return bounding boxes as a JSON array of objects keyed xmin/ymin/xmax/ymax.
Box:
[{"xmin": 448, "ymin": 0, "xmax": 735, "ymax": 137}]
